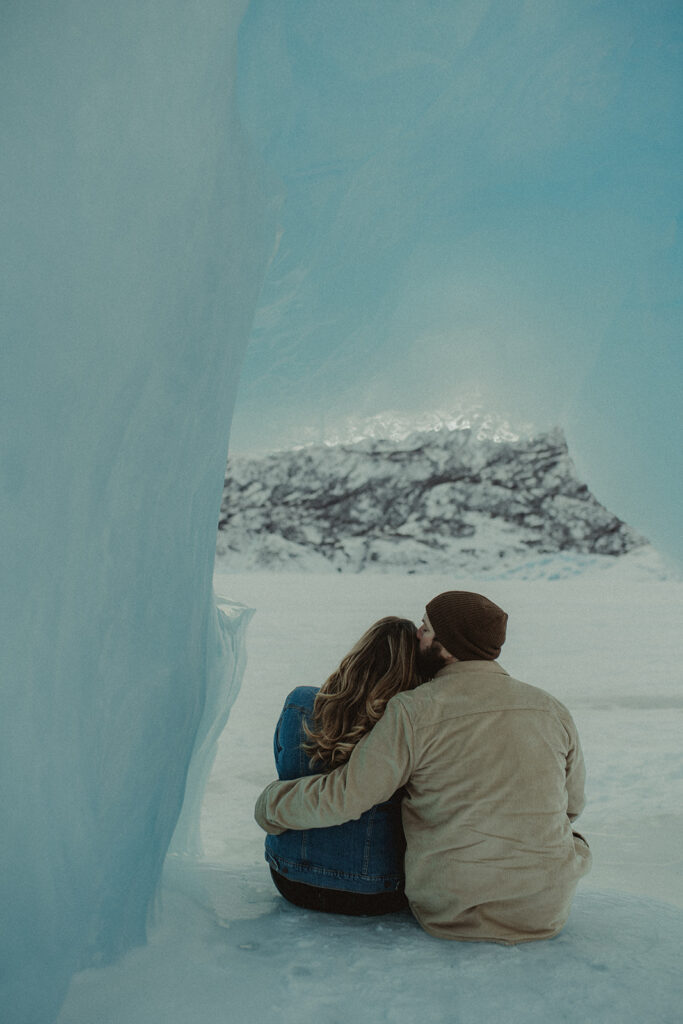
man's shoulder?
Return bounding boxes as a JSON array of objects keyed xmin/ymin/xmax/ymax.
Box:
[
  {"xmin": 504, "ymin": 674, "xmax": 574, "ymax": 715},
  {"xmin": 391, "ymin": 664, "xmax": 574, "ymax": 724}
]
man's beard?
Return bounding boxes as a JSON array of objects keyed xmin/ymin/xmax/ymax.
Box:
[{"xmin": 416, "ymin": 642, "xmax": 448, "ymax": 683}]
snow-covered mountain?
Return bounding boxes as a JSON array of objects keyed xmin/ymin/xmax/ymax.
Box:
[{"xmin": 216, "ymin": 426, "xmax": 647, "ymax": 574}]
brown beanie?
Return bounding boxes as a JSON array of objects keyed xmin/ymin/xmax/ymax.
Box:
[{"xmin": 425, "ymin": 591, "xmax": 508, "ymax": 661}]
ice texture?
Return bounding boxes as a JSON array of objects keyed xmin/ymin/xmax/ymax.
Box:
[
  {"xmin": 0, "ymin": 4, "xmax": 271, "ymax": 1022},
  {"xmin": 234, "ymin": 0, "xmax": 683, "ymax": 563}
]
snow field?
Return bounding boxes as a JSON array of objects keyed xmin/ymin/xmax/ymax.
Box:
[{"xmin": 58, "ymin": 568, "xmax": 683, "ymax": 1024}]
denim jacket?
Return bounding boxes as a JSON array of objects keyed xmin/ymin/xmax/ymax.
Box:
[{"xmin": 264, "ymin": 686, "xmax": 406, "ymax": 893}]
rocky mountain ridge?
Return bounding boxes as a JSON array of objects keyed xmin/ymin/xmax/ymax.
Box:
[{"xmin": 216, "ymin": 426, "xmax": 646, "ymax": 574}]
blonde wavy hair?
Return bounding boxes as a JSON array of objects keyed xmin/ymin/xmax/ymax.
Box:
[{"xmin": 303, "ymin": 616, "xmax": 419, "ymax": 769}]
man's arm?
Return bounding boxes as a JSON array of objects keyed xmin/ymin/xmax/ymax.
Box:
[
  {"xmin": 255, "ymin": 696, "xmax": 414, "ymax": 834},
  {"xmin": 564, "ymin": 712, "xmax": 587, "ymax": 822}
]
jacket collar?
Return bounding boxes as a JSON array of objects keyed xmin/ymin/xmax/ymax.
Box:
[{"xmin": 433, "ymin": 660, "xmax": 509, "ymax": 680}]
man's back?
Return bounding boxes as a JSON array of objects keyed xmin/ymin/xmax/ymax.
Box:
[{"xmin": 392, "ymin": 660, "xmax": 591, "ymax": 942}]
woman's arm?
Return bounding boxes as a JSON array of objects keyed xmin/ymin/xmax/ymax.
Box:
[{"xmin": 272, "ymin": 688, "xmax": 318, "ymax": 780}]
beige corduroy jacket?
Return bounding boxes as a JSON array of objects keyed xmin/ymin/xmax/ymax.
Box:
[{"xmin": 255, "ymin": 660, "xmax": 592, "ymax": 943}]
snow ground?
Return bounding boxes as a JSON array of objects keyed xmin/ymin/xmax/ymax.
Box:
[{"xmin": 58, "ymin": 565, "xmax": 683, "ymax": 1024}]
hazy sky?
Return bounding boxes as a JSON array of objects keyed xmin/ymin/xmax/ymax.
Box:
[{"xmin": 230, "ymin": 0, "xmax": 682, "ymax": 558}]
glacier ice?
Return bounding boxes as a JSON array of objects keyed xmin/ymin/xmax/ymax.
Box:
[
  {"xmin": 0, "ymin": 3, "xmax": 271, "ymax": 1022},
  {"xmin": 234, "ymin": 0, "xmax": 683, "ymax": 562},
  {"xmin": 2, "ymin": 2, "xmax": 681, "ymax": 1022}
]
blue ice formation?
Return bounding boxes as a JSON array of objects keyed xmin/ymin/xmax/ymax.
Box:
[
  {"xmin": 0, "ymin": 4, "xmax": 271, "ymax": 1022},
  {"xmin": 1, "ymin": 2, "xmax": 681, "ymax": 1022},
  {"xmin": 234, "ymin": 0, "xmax": 683, "ymax": 562}
]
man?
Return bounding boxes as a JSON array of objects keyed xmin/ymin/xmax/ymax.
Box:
[{"xmin": 255, "ymin": 591, "xmax": 591, "ymax": 943}]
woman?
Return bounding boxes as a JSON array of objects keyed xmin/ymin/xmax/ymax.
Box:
[{"xmin": 264, "ymin": 616, "xmax": 420, "ymax": 916}]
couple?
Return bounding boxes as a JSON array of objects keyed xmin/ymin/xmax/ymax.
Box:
[{"xmin": 255, "ymin": 591, "xmax": 591, "ymax": 944}]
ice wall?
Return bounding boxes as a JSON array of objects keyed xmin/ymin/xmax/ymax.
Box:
[
  {"xmin": 0, "ymin": 4, "xmax": 271, "ymax": 1022},
  {"xmin": 234, "ymin": 0, "xmax": 683, "ymax": 563}
]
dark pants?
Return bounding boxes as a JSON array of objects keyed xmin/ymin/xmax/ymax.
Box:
[{"xmin": 270, "ymin": 868, "xmax": 408, "ymax": 916}]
